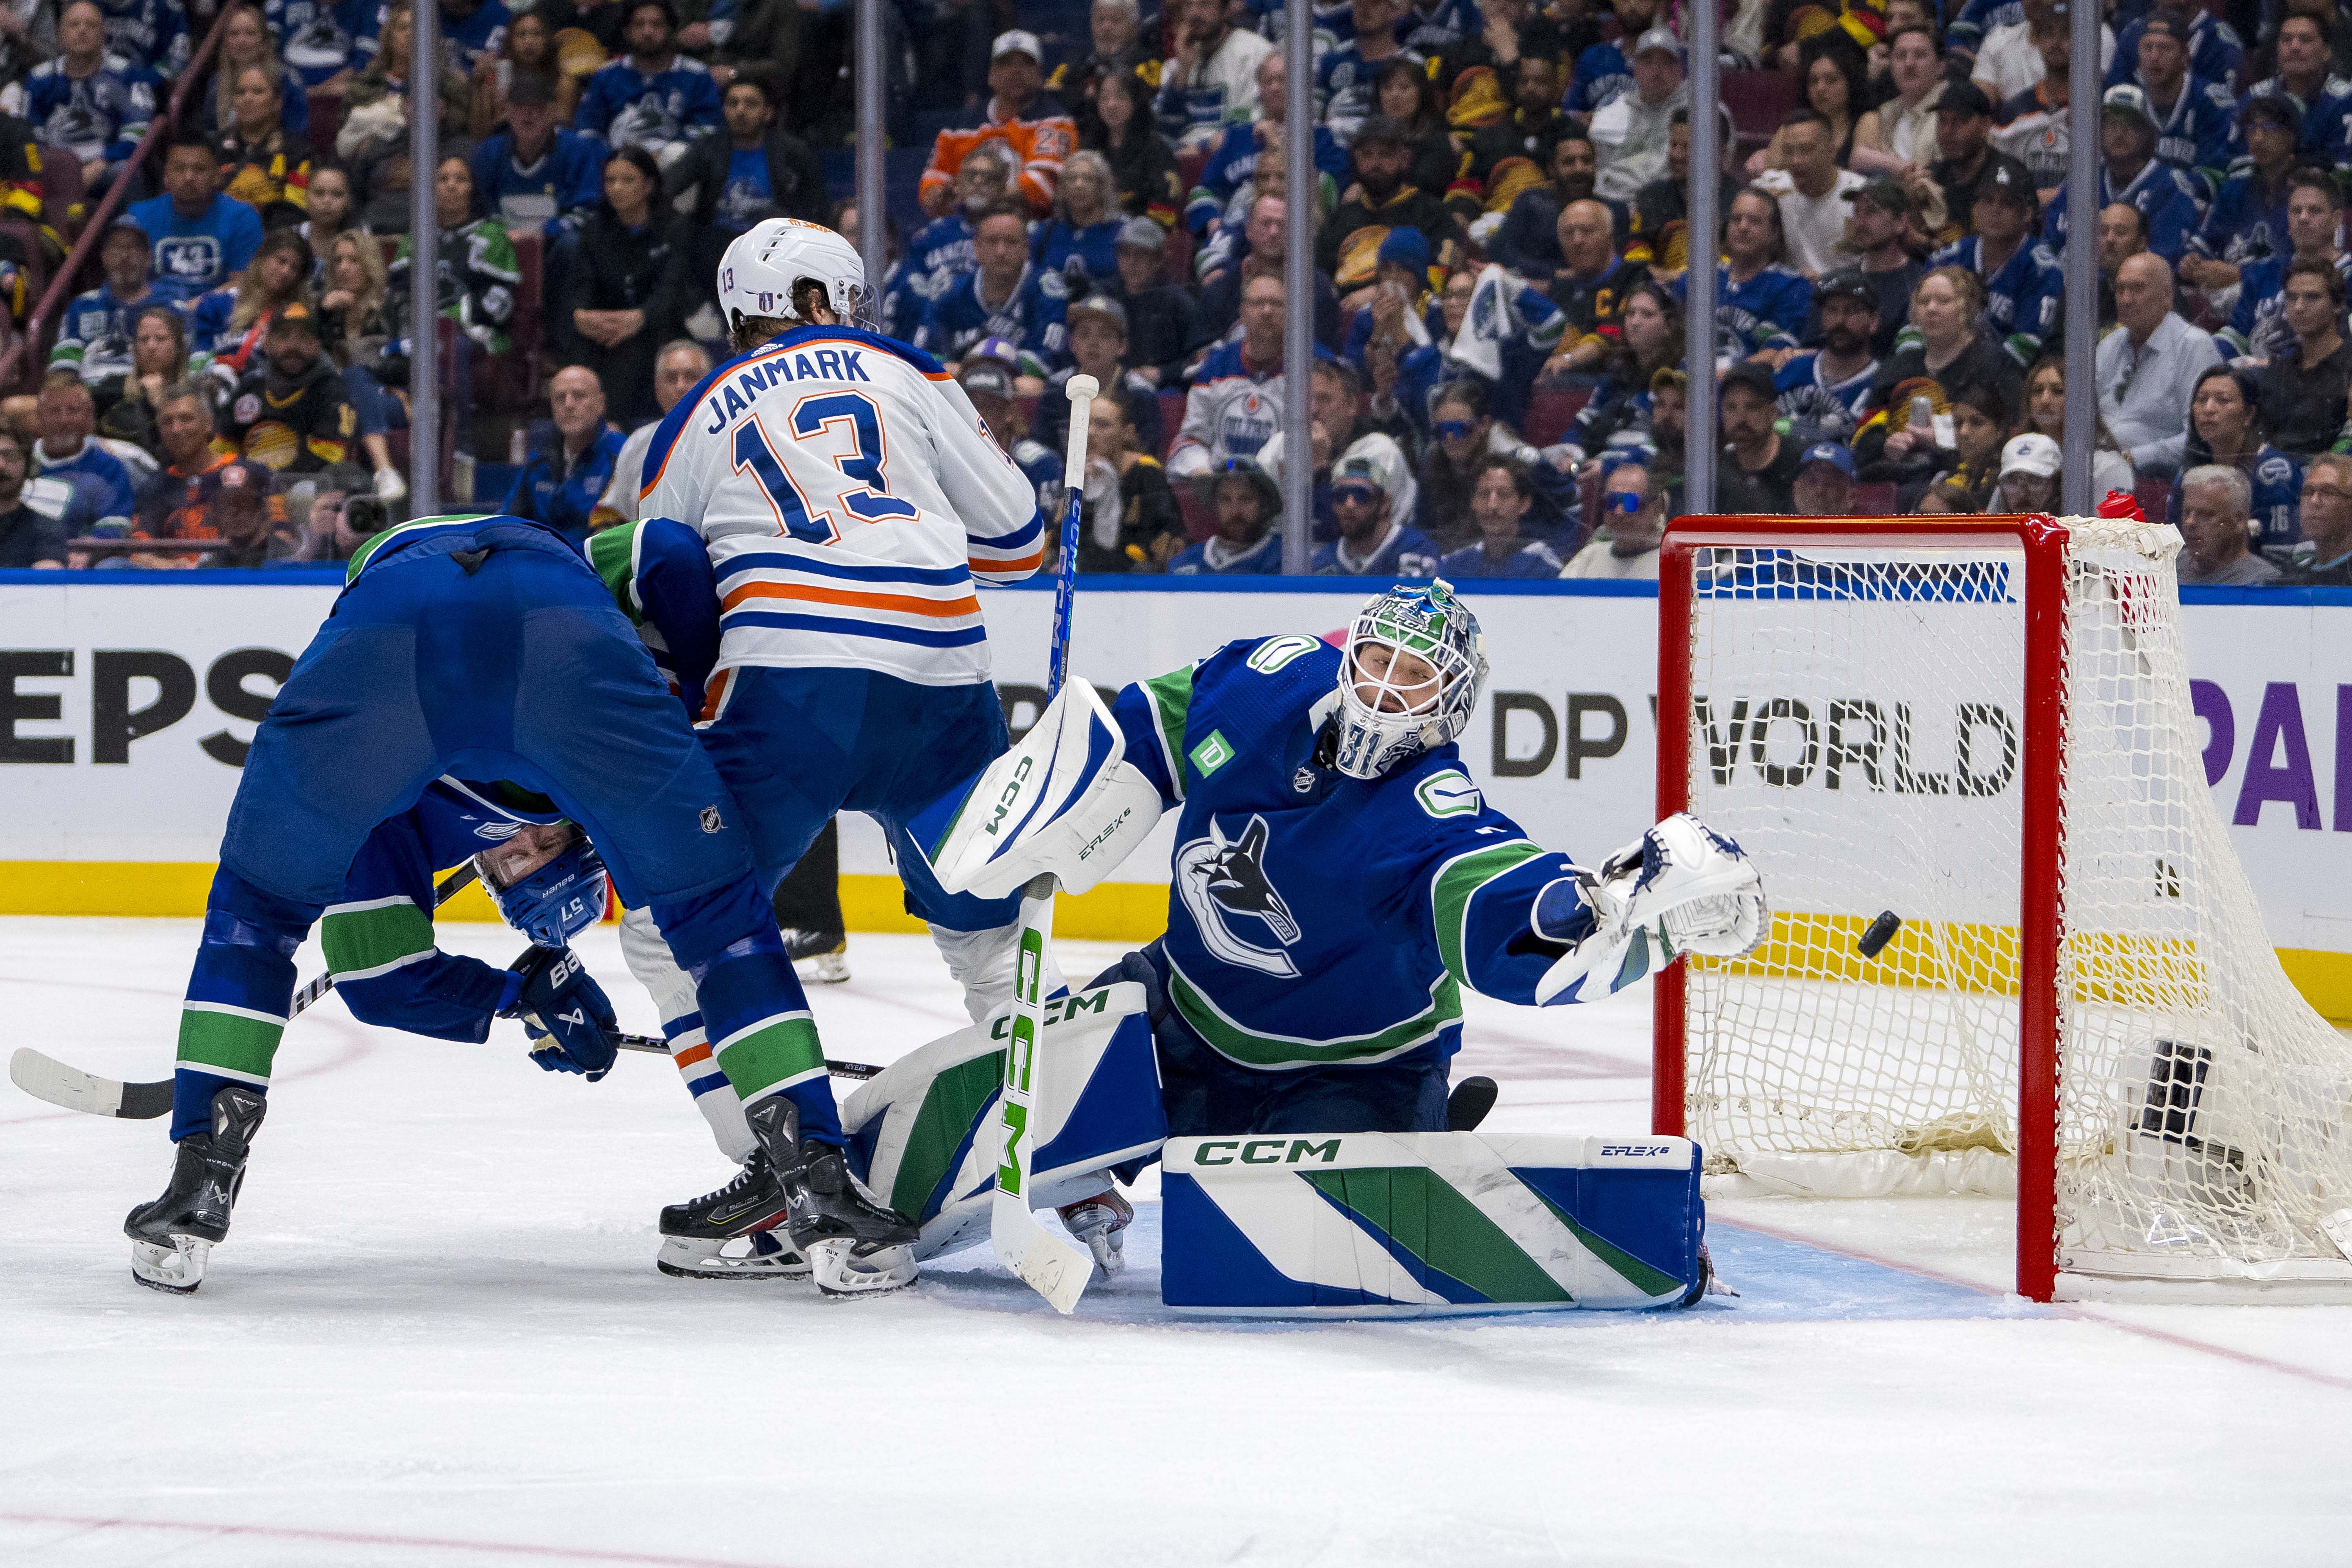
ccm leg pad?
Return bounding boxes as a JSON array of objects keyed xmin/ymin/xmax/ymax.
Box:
[{"xmin": 1161, "ymin": 1132, "xmax": 1706, "ymax": 1316}]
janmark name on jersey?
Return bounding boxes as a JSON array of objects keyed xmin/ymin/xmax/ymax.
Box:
[{"xmin": 697, "ymin": 348, "xmax": 874, "ymax": 433}]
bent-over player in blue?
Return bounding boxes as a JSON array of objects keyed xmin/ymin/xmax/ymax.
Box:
[{"xmin": 124, "ymin": 511, "xmax": 919, "ymax": 1298}]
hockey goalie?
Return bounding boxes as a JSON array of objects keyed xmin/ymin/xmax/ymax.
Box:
[{"xmin": 834, "ymin": 581, "xmax": 1767, "ymax": 1312}]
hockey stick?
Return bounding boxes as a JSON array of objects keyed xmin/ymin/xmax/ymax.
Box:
[
  {"xmin": 10, "ymin": 866, "xmax": 884, "ymax": 1119},
  {"xmin": 986, "ymin": 372, "xmax": 1102, "ymax": 1315}
]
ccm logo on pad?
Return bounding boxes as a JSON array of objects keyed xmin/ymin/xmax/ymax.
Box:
[{"xmin": 1194, "ymin": 1138, "xmax": 1341, "ymax": 1165}]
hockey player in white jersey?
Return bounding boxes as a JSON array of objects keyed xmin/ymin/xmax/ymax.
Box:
[{"xmin": 617, "ymin": 218, "xmax": 1056, "ymax": 1291}]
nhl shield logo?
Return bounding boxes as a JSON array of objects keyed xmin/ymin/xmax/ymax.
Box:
[{"xmin": 699, "ymin": 805, "xmax": 724, "ymax": 834}]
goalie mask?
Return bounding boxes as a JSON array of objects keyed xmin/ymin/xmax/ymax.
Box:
[
  {"xmin": 474, "ymin": 822, "xmax": 607, "ymax": 949},
  {"xmin": 717, "ymin": 218, "xmax": 877, "ymax": 340},
  {"xmin": 1330, "ymin": 579, "xmax": 1489, "ymax": 780}
]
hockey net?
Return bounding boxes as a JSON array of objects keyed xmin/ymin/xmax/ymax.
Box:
[{"xmin": 1655, "ymin": 514, "xmax": 2352, "ymax": 1301}]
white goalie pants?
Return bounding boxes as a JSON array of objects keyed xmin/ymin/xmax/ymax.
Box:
[{"xmin": 618, "ymin": 896, "xmax": 1065, "ymax": 1163}]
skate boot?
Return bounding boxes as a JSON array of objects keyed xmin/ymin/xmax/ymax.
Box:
[
  {"xmin": 655, "ymin": 1149, "xmax": 811, "ymax": 1280},
  {"xmin": 782, "ymin": 928, "xmax": 850, "ymax": 985},
  {"xmin": 1056, "ymin": 1187, "xmax": 1134, "ymax": 1277},
  {"xmin": 123, "ymin": 1085, "xmax": 266, "ymax": 1294},
  {"xmin": 745, "ymin": 1097, "xmax": 919, "ymax": 1297}
]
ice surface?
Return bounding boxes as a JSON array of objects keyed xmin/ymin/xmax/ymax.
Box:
[{"xmin": 5, "ymin": 917, "xmax": 2350, "ymax": 1566}]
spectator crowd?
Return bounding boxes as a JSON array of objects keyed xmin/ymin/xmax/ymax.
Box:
[{"xmin": 1, "ymin": 0, "xmax": 2349, "ymax": 590}]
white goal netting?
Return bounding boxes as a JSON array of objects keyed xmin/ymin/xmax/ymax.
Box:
[{"xmin": 1677, "ymin": 517, "xmax": 2352, "ymax": 1297}]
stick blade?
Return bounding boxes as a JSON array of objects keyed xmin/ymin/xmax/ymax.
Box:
[
  {"xmin": 10, "ymin": 1047, "xmax": 131, "ymax": 1117},
  {"xmin": 992, "ymin": 1194, "xmax": 1092, "ymax": 1314}
]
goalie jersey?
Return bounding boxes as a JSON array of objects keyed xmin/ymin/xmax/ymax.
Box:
[
  {"xmin": 1105, "ymin": 634, "xmax": 1586, "ymax": 1073},
  {"xmin": 639, "ymin": 324, "xmax": 1046, "ymax": 692}
]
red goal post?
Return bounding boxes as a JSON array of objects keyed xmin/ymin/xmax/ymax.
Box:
[{"xmin": 1655, "ymin": 516, "xmax": 2082, "ymax": 1304}]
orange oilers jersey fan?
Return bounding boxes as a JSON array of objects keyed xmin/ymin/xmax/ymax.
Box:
[{"xmin": 918, "ymin": 116, "xmax": 1078, "ymax": 218}]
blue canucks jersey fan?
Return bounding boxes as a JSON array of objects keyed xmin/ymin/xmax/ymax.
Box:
[
  {"xmin": 471, "ymin": 74, "xmax": 603, "ymax": 238},
  {"xmin": 573, "ymin": 0, "xmax": 722, "ymax": 165},
  {"xmin": 1931, "ymin": 163, "xmax": 2062, "ymax": 366},
  {"xmin": 504, "ymin": 366, "xmax": 629, "ymax": 542},
  {"xmin": 1437, "ymin": 456, "xmax": 1565, "ymax": 580},
  {"xmin": 127, "ymin": 139, "xmax": 264, "ymax": 303},
  {"xmin": 2041, "ymin": 85, "xmax": 2204, "ymax": 261},
  {"xmin": 92, "ymin": 0, "xmax": 184, "ymax": 74},
  {"xmin": 1169, "ymin": 457, "xmax": 1285, "ymax": 574},
  {"xmin": 2218, "ymin": 170, "xmax": 2350, "ymax": 361},
  {"xmin": 2230, "ymin": 14, "xmax": 2352, "ymax": 168},
  {"xmin": 1309, "ymin": 450, "xmax": 1439, "ymax": 576},
  {"xmin": 1773, "ymin": 270, "xmax": 1881, "ymax": 448},
  {"xmin": 2196, "ymin": 91, "xmax": 2301, "ymax": 271},
  {"xmin": 915, "ymin": 200, "xmax": 1069, "ymax": 374},
  {"xmin": 272, "ymin": 0, "xmax": 383, "ymax": 89},
  {"xmin": 2108, "ymin": 14, "xmax": 2234, "ymax": 194},
  {"xmin": 2105, "ymin": 1, "xmax": 2241, "ymax": 99},
  {"xmin": 24, "ymin": 3, "xmax": 157, "ymax": 195}
]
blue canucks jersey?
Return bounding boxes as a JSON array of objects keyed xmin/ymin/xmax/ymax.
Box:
[
  {"xmin": 1436, "ymin": 539, "xmax": 1563, "ymax": 579},
  {"xmin": 1312, "ymin": 524, "xmax": 1441, "ymax": 577},
  {"xmin": 1565, "ymin": 38, "xmax": 1631, "ymax": 115},
  {"xmin": 437, "ymin": 0, "xmax": 510, "ymax": 72},
  {"xmin": 50, "ymin": 283, "xmax": 171, "ymax": 381},
  {"xmin": 573, "ymin": 53, "xmax": 721, "ymax": 152},
  {"xmin": 2221, "ymin": 251, "xmax": 2352, "ymax": 361},
  {"xmin": 93, "ymin": 0, "xmax": 184, "ymax": 73},
  {"xmin": 272, "ymin": 0, "xmax": 383, "ymax": 87},
  {"xmin": 1168, "ymin": 532, "xmax": 1284, "ymax": 574},
  {"xmin": 1929, "ymin": 234, "xmax": 2062, "ymax": 365},
  {"xmin": 1669, "ymin": 262, "xmax": 1811, "ymax": 357},
  {"xmin": 1184, "ymin": 119, "xmax": 1348, "ymax": 235},
  {"xmin": 2122, "ymin": 71, "xmax": 2236, "ymax": 191},
  {"xmin": 471, "ymin": 127, "xmax": 604, "ymax": 237},
  {"xmin": 881, "ymin": 212, "xmax": 974, "ymax": 343},
  {"xmin": 2194, "ymin": 168, "xmax": 2292, "ymax": 266},
  {"xmin": 2229, "ymin": 73, "xmax": 2352, "ymax": 168},
  {"xmin": 916, "ymin": 263, "xmax": 1069, "ymax": 373},
  {"xmin": 24, "ymin": 54, "xmax": 156, "ymax": 167},
  {"xmin": 126, "ymin": 191, "xmax": 264, "ymax": 302},
  {"xmin": 1773, "ymin": 351, "xmax": 1878, "ymax": 447},
  {"xmin": 1947, "ymin": 0, "xmax": 2022, "ymax": 53},
  {"xmin": 2107, "ymin": 11, "xmax": 2242, "ymax": 99},
  {"xmin": 2042, "ymin": 159, "xmax": 2203, "ymax": 262},
  {"xmin": 2166, "ymin": 444, "xmax": 2302, "ymax": 552},
  {"xmin": 1106, "ymin": 635, "xmax": 1586, "ymax": 1072}
]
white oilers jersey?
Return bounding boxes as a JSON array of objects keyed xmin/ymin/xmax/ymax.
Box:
[{"xmin": 641, "ymin": 325, "xmax": 1045, "ymax": 692}]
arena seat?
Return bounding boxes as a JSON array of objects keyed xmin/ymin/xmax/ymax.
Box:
[
  {"xmin": 2135, "ymin": 475, "xmax": 2172, "ymax": 522},
  {"xmin": 1522, "ymin": 386, "xmax": 1590, "ymax": 446},
  {"xmin": 1721, "ymin": 71, "xmax": 1799, "ymax": 142},
  {"xmin": 1853, "ymin": 481, "xmax": 1898, "ymax": 515}
]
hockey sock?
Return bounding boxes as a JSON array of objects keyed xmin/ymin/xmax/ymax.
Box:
[
  {"xmin": 652, "ymin": 876, "xmax": 843, "ymax": 1146},
  {"xmin": 172, "ymin": 873, "xmax": 313, "ymax": 1142},
  {"xmin": 619, "ymin": 904, "xmax": 753, "ymax": 1161}
]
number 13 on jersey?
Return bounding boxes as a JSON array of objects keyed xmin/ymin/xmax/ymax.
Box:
[{"xmin": 731, "ymin": 391, "xmax": 920, "ymax": 545}]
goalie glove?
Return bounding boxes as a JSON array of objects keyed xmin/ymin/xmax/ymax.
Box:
[{"xmin": 1533, "ymin": 814, "xmax": 1768, "ymax": 1005}]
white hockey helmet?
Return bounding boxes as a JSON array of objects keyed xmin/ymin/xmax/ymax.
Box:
[
  {"xmin": 717, "ymin": 218, "xmax": 876, "ymax": 341},
  {"xmin": 1330, "ymin": 579, "xmax": 1489, "ymax": 780}
]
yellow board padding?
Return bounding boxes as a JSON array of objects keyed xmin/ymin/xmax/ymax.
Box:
[
  {"xmin": 0, "ymin": 862, "xmax": 1174, "ymax": 945},
  {"xmin": 11, "ymin": 863, "xmax": 2352, "ymax": 1020}
]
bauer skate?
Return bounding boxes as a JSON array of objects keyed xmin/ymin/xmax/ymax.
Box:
[
  {"xmin": 123, "ymin": 1085, "xmax": 265, "ymax": 1294},
  {"xmin": 655, "ymin": 1149, "xmax": 812, "ymax": 1281},
  {"xmin": 745, "ymin": 1097, "xmax": 920, "ymax": 1297},
  {"xmin": 1056, "ymin": 1187, "xmax": 1134, "ymax": 1277}
]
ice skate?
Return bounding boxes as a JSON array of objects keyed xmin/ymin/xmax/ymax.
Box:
[
  {"xmin": 1056, "ymin": 1187, "xmax": 1134, "ymax": 1276},
  {"xmin": 123, "ymin": 1085, "xmax": 266, "ymax": 1295},
  {"xmin": 745, "ymin": 1097, "xmax": 919, "ymax": 1297},
  {"xmin": 655, "ymin": 1150, "xmax": 810, "ymax": 1280},
  {"xmin": 782, "ymin": 928, "xmax": 850, "ymax": 985}
]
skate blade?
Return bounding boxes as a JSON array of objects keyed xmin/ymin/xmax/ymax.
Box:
[
  {"xmin": 1083, "ymin": 1229, "xmax": 1126, "ymax": 1278},
  {"xmin": 130, "ymin": 1236, "xmax": 209, "ymax": 1294},
  {"xmin": 805, "ymin": 1237, "xmax": 918, "ymax": 1298},
  {"xmin": 793, "ymin": 953, "xmax": 850, "ymax": 985},
  {"xmin": 655, "ymin": 1233, "xmax": 811, "ymax": 1281}
]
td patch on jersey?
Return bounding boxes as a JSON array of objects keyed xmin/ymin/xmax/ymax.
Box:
[{"xmin": 1177, "ymin": 815, "xmax": 1303, "ymax": 978}]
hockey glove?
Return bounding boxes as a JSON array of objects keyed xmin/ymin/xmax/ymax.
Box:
[{"xmin": 502, "ymin": 946, "xmax": 620, "ymax": 1079}]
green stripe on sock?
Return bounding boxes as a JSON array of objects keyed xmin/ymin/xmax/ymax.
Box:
[
  {"xmin": 891, "ymin": 1051, "xmax": 1006, "ymax": 1220},
  {"xmin": 1303, "ymin": 1167, "xmax": 1572, "ymax": 1305},
  {"xmin": 177, "ymin": 1007, "xmax": 285, "ymax": 1081},
  {"xmin": 321, "ymin": 900, "xmax": 434, "ymax": 977},
  {"xmin": 717, "ymin": 1016, "xmax": 824, "ymax": 1100},
  {"xmin": 1429, "ymin": 841, "xmax": 1545, "ymax": 988}
]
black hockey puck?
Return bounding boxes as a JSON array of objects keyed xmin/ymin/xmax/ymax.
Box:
[
  {"xmin": 1446, "ymin": 1076, "xmax": 1499, "ymax": 1132},
  {"xmin": 1857, "ymin": 911, "xmax": 1902, "ymax": 959}
]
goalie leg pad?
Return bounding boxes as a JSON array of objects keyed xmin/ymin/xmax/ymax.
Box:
[
  {"xmin": 1162, "ymin": 1133, "xmax": 1706, "ymax": 1317},
  {"xmin": 907, "ymin": 678, "xmax": 1167, "ymax": 901},
  {"xmin": 840, "ymin": 978, "xmax": 1167, "ymax": 1263}
]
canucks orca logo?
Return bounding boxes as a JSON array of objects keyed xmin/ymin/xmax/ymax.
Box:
[{"xmin": 1177, "ymin": 815, "xmax": 1302, "ymax": 978}]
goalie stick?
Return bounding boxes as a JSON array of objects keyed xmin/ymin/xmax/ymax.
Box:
[
  {"xmin": 8, "ymin": 866, "xmax": 878, "ymax": 1120},
  {"xmin": 986, "ymin": 372, "xmax": 1102, "ymax": 1316}
]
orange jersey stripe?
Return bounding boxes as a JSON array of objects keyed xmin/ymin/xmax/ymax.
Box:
[
  {"xmin": 700, "ymin": 666, "xmax": 735, "ymax": 724},
  {"xmin": 719, "ymin": 580, "xmax": 983, "ymax": 619},
  {"xmin": 672, "ymin": 1042, "xmax": 714, "ymax": 1069},
  {"xmin": 971, "ymin": 546, "xmax": 1045, "ymax": 575}
]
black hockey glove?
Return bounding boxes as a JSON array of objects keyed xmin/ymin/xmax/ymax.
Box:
[{"xmin": 502, "ymin": 946, "xmax": 619, "ymax": 1080}]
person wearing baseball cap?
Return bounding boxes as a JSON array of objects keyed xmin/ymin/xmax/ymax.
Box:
[
  {"xmin": 956, "ymin": 359, "xmax": 1063, "ymax": 514},
  {"xmin": 1111, "ymin": 215, "xmax": 1202, "ymax": 385},
  {"xmin": 1989, "ymin": 430, "xmax": 2062, "ymax": 513},
  {"xmin": 1839, "ymin": 177, "xmax": 1925, "ymax": 358},
  {"xmin": 1776, "ymin": 270, "xmax": 1883, "ymax": 448},
  {"xmin": 2042, "ymin": 83, "xmax": 2204, "ymax": 261},
  {"xmin": 1929, "ymin": 160, "xmax": 2063, "ymax": 366},
  {"xmin": 1590, "ymin": 24, "xmax": 1687, "ymax": 203},
  {"xmin": 1157, "ymin": 0, "xmax": 1275, "ymax": 151},
  {"xmin": 2120, "ymin": 12, "xmax": 2236, "ymax": 191},
  {"xmin": 1168, "ymin": 456, "xmax": 1284, "ymax": 575},
  {"xmin": 1033, "ymin": 292, "xmax": 1165, "ymax": 460},
  {"xmin": 1789, "ymin": 440, "xmax": 1857, "ymax": 517},
  {"xmin": 2111, "ymin": 0, "xmax": 2245, "ymax": 111},
  {"xmin": 222, "ymin": 301, "xmax": 358, "ymax": 476},
  {"xmin": 1926, "ymin": 79, "xmax": 2030, "ymax": 238},
  {"xmin": 200, "ymin": 458, "xmax": 301, "ymax": 570}
]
